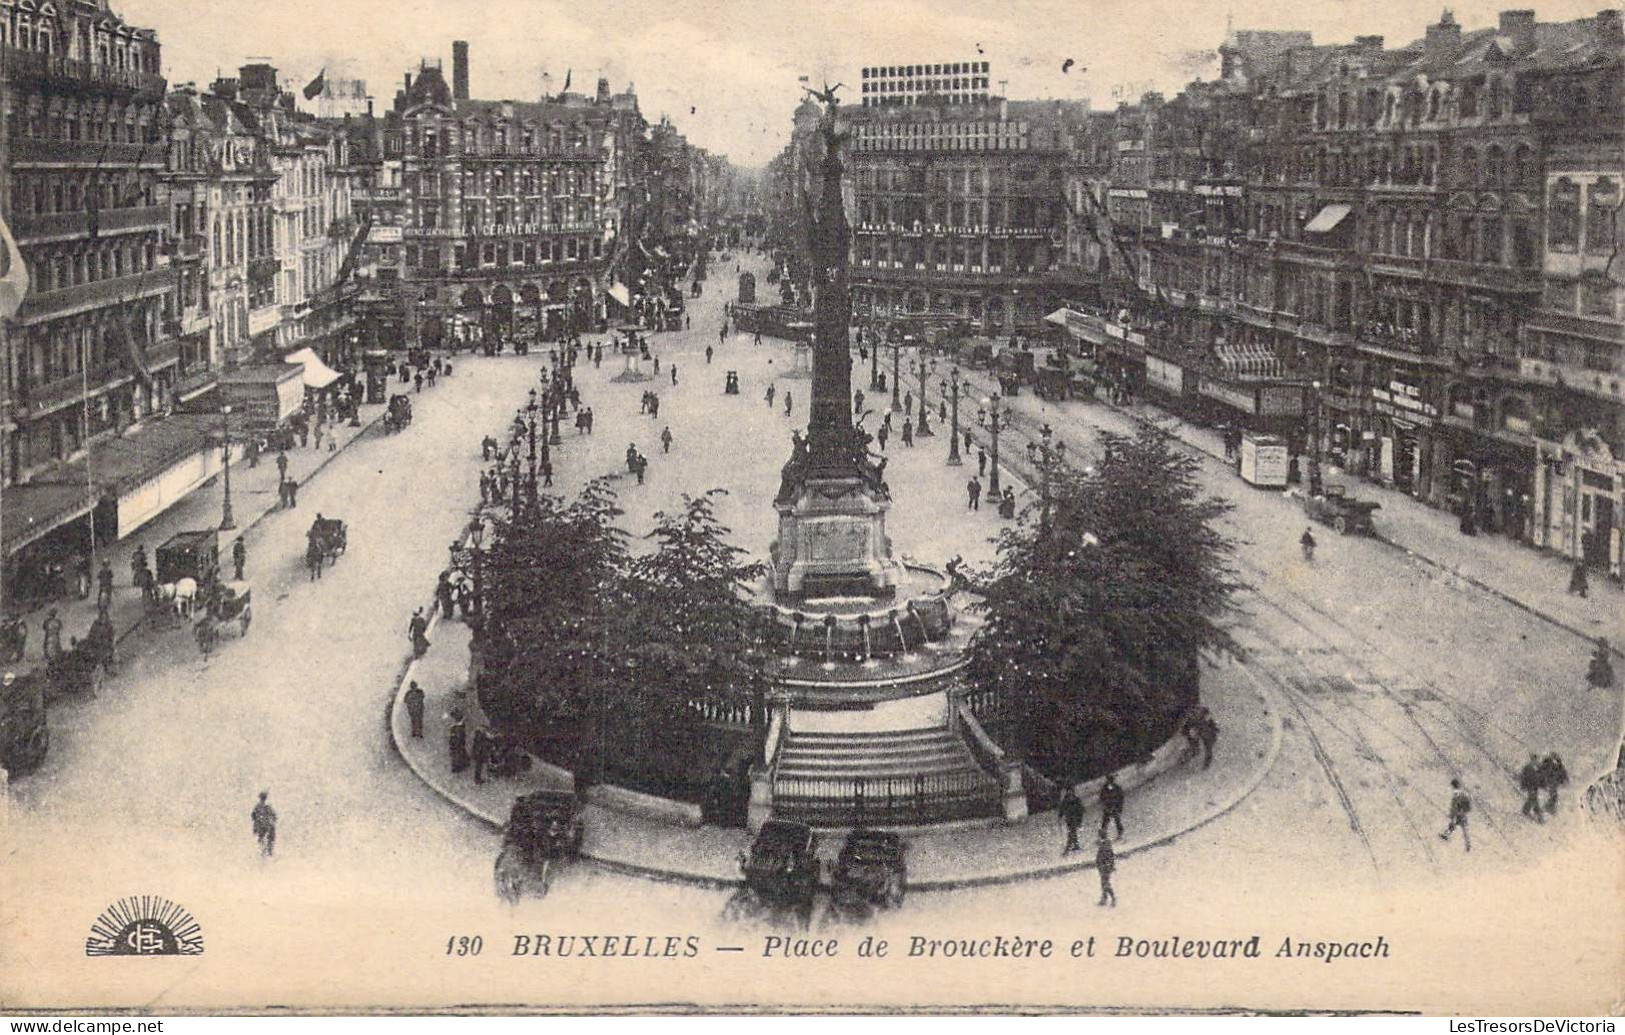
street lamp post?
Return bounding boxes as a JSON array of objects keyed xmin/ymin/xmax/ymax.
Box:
[
  {"xmin": 981, "ymin": 393, "xmax": 1010, "ymax": 495},
  {"xmin": 891, "ymin": 332, "xmax": 902, "ymax": 412},
  {"xmin": 915, "ymin": 350, "xmax": 933, "ymax": 437},
  {"xmin": 869, "ymin": 324, "xmax": 881, "ymax": 390},
  {"xmin": 219, "ymin": 405, "xmax": 237, "ymax": 531},
  {"xmin": 468, "ymin": 518, "xmax": 485, "ymax": 618},
  {"xmin": 947, "ymin": 367, "xmax": 963, "ymax": 466}
]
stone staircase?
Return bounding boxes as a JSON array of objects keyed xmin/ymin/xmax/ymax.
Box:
[{"xmin": 770, "ymin": 726, "xmax": 1003, "ymax": 827}]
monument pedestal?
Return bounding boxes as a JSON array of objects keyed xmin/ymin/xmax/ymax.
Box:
[{"xmin": 770, "ymin": 476, "xmax": 900, "ymax": 600}]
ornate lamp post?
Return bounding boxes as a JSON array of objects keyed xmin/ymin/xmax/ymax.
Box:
[
  {"xmin": 891, "ymin": 330, "xmax": 902, "ymax": 411},
  {"xmin": 947, "ymin": 367, "xmax": 964, "ymax": 466},
  {"xmin": 219, "ymin": 405, "xmax": 237, "ymax": 531},
  {"xmin": 915, "ymin": 348, "xmax": 933, "ymax": 436},
  {"xmin": 980, "ymin": 392, "xmax": 1011, "ymax": 495},
  {"xmin": 869, "ymin": 322, "xmax": 881, "ymax": 390},
  {"xmin": 467, "ymin": 518, "xmax": 485, "ymax": 618}
]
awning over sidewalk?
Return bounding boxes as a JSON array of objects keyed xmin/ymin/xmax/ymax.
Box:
[
  {"xmin": 1304, "ymin": 204, "xmax": 1351, "ymax": 234},
  {"xmin": 1042, "ymin": 308, "xmax": 1070, "ymax": 327},
  {"xmin": 2, "ymin": 480, "xmax": 96, "ymax": 555},
  {"xmin": 608, "ymin": 282, "xmax": 631, "ymax": 308},
  {"xmin": 1216, "ymin": 343, "xmax": 1284, "ymax": 378},
  {"xmin": 286, "ymin": 347, "xmax": 342, "ymax": 389}
]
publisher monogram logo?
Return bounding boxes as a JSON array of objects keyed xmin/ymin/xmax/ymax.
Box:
[{"xmin": 84, "ymin": 896, "xmax": 204, "ymax": 957}]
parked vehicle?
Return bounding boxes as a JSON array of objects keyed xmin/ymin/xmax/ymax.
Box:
[
  {"xmin": 0, "ymin": 669, "xmax": 49, "ymax": 774},
  {"xmin": 723, "ymin": 819, "xmax": 820, "ymax": 927},
  {"xmin": 494, "ymin": 789, "xmax": 586, "ymax": 903},
  {"xmin": 195, "ymin": 581, "xmax": 252, "ymax": 656},
  {"xmin": 1302, "ymin": 485, "xmax": 1381, "ymax": 535},
  {"xmin": 826, "ymin": 828, "xmax": 907, "ymax": 922},
  {"xmin": 156, "ymin": 530, "xmax": 221, "ymax": 615},
  {"xmin": 384, "ymin": 394, "xmax": 413, "ymax": 433}
]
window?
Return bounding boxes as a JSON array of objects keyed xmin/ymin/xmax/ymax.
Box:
[
  {"xmin": 1585, "ymin": 178, "xmax": 1618, "ymax": 255},
  {"xmin": 1581, "ymin": 278, "xmax": 1614, "ymax": 317},
  {"xmin": 1481, "ymin": 216, "xmax": 1502, "ymax": 264},
  {"xmin": 1549, "ymin": 178, "xmax": 1581, "ymax": 252}
]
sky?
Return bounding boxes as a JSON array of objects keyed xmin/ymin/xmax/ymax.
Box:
[{"xmin": 121, "ymin": 0, "xmax": 1608, "ymax": 169}]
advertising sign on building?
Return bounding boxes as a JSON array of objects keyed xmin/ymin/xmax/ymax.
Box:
[
  {"xmin": 369, "ymin": 226, "xmax": 403, "ymax": 244},
  {"xmin": 1258, "ymin": 384, "xmax": 1304, "ymax": 417},
  {"xmin": 1146, "ymin": 356, "xmax": 1184, "ymax": 393},
  {"xmin": 1199, "ymin": 379, "xmax": 1256, "ymax": 413}
]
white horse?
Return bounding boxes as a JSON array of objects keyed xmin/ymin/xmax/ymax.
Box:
[{"xmin": 153, "ymin": 577, "xmax": 199, "ymax": 618}]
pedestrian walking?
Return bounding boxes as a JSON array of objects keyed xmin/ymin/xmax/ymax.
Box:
[
  {"xmin": 276, "ymin": 450, "xmax": 289, "ymax": 482},
  {"xmin": 877, "ymin": 424, "xmax": 889, "ymax": 451},
  {"xmin": 1519, "ymin": 754, "xmax": 1545, "ymax": 822},
  {"xmin": 671, "ymin": 364, "xmax": 679, "ymax": 386},
  {"xmin": 754, "ymin": 332, "xmax": 762, "ymax": 347},
  {"xmin": 448, "ymin": 712, "xmax": 470, "ymax": 774},
  {"xmin": 653, "ymin": 355, "xmax": 660, "ymax": 375},
  {"xmin": 1568, "ymin": 561, "xmax": 1589, "ymax": 598},
  {"xmin": 904, "ymin": 390, "xmax": 913, "ymax": 415},
  {"xmin": 661, "ymin": 426, "xmax": 674, "ymax": 453},
  {"xmin": 1095, "ymin": 832, "xmax": 1117, "ymax": 907},
  {"xmin": 967, "ymin": 476, "xmax": 982, "ymax": 510},
  {"xmin": 305, "ymin": 538, "xmax": 324, "ymax": 581},
  {"xmin": 1099, "ymin": 774, "xmax": 1125, "ymax": 839},
  {"xmin": 902, "ymin": 418, "xmax": 914, "ymax": 447},
  {"xmin": 414, "ymin": 372, "xmax": 424, "ymax": 394},
  {"xmin": 471, "ymin": 725, "xmax": 494, "ymax": 785},
  {"xmin": 1058, "ymin": 786, "xmax": 1084, "ymax": 854},
  {"xmin": 232, "ymin": 539, "xmax": 247, "ymax": 582},
  {"xmin": 1197, "ymin": 715, "xmax": 1218, "ymax": 769},
  {"xmin": 96, "ymin": 559, "xmax": 114, "ymax": 609},
  {"xmin": 251, "ymin": 791, "xmax": 277, "ymax": 857},
  {"xmin": 437, "ymin": 571, "xmax": 455, "ymax": 617},
  {"xmin": 287, "ymin": 478, "xmax": 299, "ymax": 508},
  {"xmin": 963, "ymin": 429, "xmax": 973, "ymax": 454},
  {"xmin": 1540, "ymin": 753, "xmax": 1568, "ymax": 814},
  {"xmin": 404, "ymin": 681, "xmax": 426, "ymax": 739},
  {"xmin": 313, "ymin": 424, "xmax": 324, "ymax": 451},
  {"xmin": 1589, "ymin": 638, "xmax": 1615, "ymax": 689},
  {"xmin": 408, "ymin": 607, "xmax": 430, "ymax": 657},
  {"xmin": 705, "ymin": 344, "xmax": 714, "ymax": 364},
  {"xmin": 42, "ymin": 608, "xmax": 63, "ymax": 661},
  {"xmin": 1439, "ymin": 778, "xmax": 1472, "ymax": 851},
  {"xmin": 977, "ymin": 448, "xmax": 987, "ymax": 478},
  {"xmin": 784, "ymin": 391, "xmax": 793, "ymax": 417},
  {"xmin": 541, "ymin": 459, "xmax": 553, "ymax": 487},
  {"xmin": 719, "ymin": 324, "xmax": 727, "ymax": 345},
  {"xmin": 766, "ymin": 384, "xmax": 776, "ymax": 408}
]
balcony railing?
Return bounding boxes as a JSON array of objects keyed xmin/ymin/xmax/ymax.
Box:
[
  {"xmin": 14, "ymin": 204, "xmax": 170, "ymax": 242},
  {"xmin": 0, "ymin": 44, "xmax": 167, "ymax": 95},
  {"xmin": 14, "ymin": 268, "xmax": 176, "ymax": 325}
]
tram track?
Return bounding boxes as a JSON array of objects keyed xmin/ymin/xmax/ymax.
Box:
[{"xmin": 943, "ymin": 371, "xmax": 1542, "ymax": 873}]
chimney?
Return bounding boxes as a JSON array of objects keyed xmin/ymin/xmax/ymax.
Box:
[
  {"xmin": 1498, "ymin": 10, "xmax": 1536, "ymax": 52},
  {"xmin": 1425, "ymin": 9, "xmax": 1462, "ymax": 61},
  {"xmin": 405, "ymin": 71, "xmax": 414, "ymax": 94},
  {"xmin": 1598, "ymin": 8, "xmax": 1624, "ymax": 39},
  {"xmin": 452, "ymin": 40, "xmax": 470, "ymax": 101}
]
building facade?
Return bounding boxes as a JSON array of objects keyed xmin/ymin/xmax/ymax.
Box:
[
  {"xmin": 1070, "ymin": 8, "xmax": 1623, "ymax": 578},
  {"xmin": 843, "ymin": 94, "xmax": 1085, "ymax": 336}
]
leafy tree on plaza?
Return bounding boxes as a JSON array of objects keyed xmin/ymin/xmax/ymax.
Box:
[
  {"xmin": 964, "ymin": 427, "xmax": 1243, "ymax": 782},
  {"xmin": 478, "ymin": 478, "xmax": 629, "ymax": 745}
]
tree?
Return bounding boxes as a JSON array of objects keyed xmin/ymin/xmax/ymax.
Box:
[
  {"xmin": 621, "ymin": 490, "xmax": 770, "ymax": 738},
  {"xmin": 964, "ymin": 428, "xmax": 1242, "ymax": 781}
]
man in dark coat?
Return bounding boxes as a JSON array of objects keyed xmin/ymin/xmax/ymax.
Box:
[
  {"xmin": 1439, "ymin": 778, "xmax": 1472, "ymax": 852},
  {"xmin": 251, "ymin": 791, "xmax": 278, "ymax": 857},
  {"xmin": 437, "ymin": 571, "xmax": 455, "ymax": 617},
  {"xmin": 473, "ymin": 725, "xmax": 499, "ymax": 784},
  {"xmin": 1099, "ymin": 774, "xmax": 1125, "ymax": 839},
  {"xmin": 404, "ymin": 681, "xmax": 426, "ymax": 739},
  {"xmin": 232, "ymin": 539, "xmax": 247, "ymax": 582},
  {"xmin": 96, "ymin": 560, "xmax": 114, "ymax": 609},
  {"xmin": 1095, "ymin": 832, "xmax": 1117, "ymax": 907},
  {"xmin": 1058, "ymin": 786, "xmax": 1084, "ymax": 854},
  {"xmin": 448, "ymin": 712, "xmax": 470, "ymax": 773},
  {"xmin": 1519, "ymin": 754, "xmax": 1545, "ymax": 822},
  {"xmin": 1539, "ymin": 754, "xmax": 1569, "ymax": 814},
  {"xmin": 967, "ymin": 476, "xmax": 982, "ymax": 511}
]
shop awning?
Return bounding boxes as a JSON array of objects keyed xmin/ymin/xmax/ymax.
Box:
[
  {"xmin": 608, "ymin": 282, "xmax": 631, "ymax": 307},
  {"xmin": 1304, "ymin": 204, "xmax": 1351, "ymax": 234},
  {"xmin": 2, "ymin": 479, "xmax": 96, "ymax": 555},
  {"xmin": 1216, "ymin": 343, "xmax": 1285, "ymax": 378},
  {"xmin": 1043, "ymin": 308, "xmax": 1070, "ymax": 327},
  {"xmin": 286, "ymin": 348, "xmax": 342, "ymax": 389}
]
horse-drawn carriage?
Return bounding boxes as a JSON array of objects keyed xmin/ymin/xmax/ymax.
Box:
[
  {"xmin": 153, "ymin": 530, "xmax": 221, "ymax": 620},
  {"xmin": 194, "ymin": 581, "xmax": 252, "ymax": 656},
  {"xmin": 308, "ymin": 516, "xmax": 348, "ymax": 565},
  {"xmin": 383, "ymin": 393, "xmax": 413, "ymax": 433},
  {"xmin": 493, "ymin": 789, "xmax": 586, "ymax": 903}
]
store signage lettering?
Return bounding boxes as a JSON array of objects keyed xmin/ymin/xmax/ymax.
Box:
[
  {"xmin": 1370, "ymin": 379, "xmax": 1437, "ymax": 418},
  {"xmin": 1257, "ymin": 385, "xmax": 1304, "ymax": 417},
  {"xmin": 1147, "ymin": 357, "xmax": 1184, "ymax": 392},
  {"xmin": 1199, "ymin": 380, "xmax": 1255, "ymax": 413}
]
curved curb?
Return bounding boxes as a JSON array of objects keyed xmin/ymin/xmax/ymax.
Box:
[{"xmin": 907, "ymin": 664, "xmax": 1286, "ymax": 891}]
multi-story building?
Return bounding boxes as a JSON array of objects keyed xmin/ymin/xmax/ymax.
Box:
[
  {"xmin": 383, "ymin": 46, "xmax": 642, "ymax": 346},
  {"xmin": 1070, "ymin": 8, "xmax": 1623, "ymax": 579},
  {"xmin": 1, "ymin": 0, "xmax": 185, "ymax": 582},
  {"xmin": 861, "ymin": 60, "xmax": 992, "ymax": 108},
  {"xmin": 217, "ymin": 63, "xmax": 363, "ymax": 368},
  {"xmin": 844, "ymin": 93, "xmax": 1085, "ymax": 335}
]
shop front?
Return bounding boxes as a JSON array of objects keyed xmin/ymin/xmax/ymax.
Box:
[{"xmin": 1533, "ymin": 429, "xmax": 1623, "ymax": 580}]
